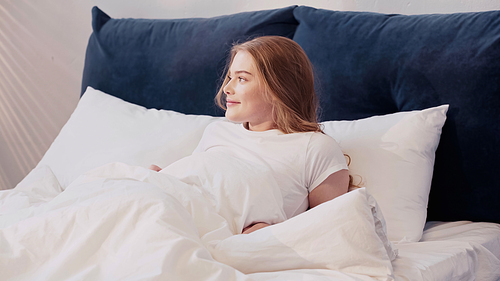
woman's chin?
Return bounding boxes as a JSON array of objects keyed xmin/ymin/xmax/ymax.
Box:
[{"xmin": 224, "ymin": 113, "xmax": 240, "ymax": 123}]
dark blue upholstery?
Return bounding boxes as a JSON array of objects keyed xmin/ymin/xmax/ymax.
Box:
[
  {"xmin": 81, "ymin": 6, "xmax": 298, "ymax": 116},
  {"xmin": 293, "ymin": 6, "xmax": 500, "ymax": 223},
  {"xmin": 81, "ymin": 6, "xmax": 500, "ymax": 224}
]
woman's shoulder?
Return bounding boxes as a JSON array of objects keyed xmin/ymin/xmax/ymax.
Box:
[
  {"xmin": 194, "ymin": 120, "xmax": 237, "ymax": 153},
  {"xmin": 201, "ymin": 120, "xmax": 243, "ymax": 139},
  {"xmin": 305, "ymin": 131, "xmax": 344, "ymax": 160},
  {"xmin": 205, "ymin": 119, "xmax": 238, "ymax": 131},
  {"xmin": 308, "ymin": 131, "xmax": 340, "ymax": 148}
]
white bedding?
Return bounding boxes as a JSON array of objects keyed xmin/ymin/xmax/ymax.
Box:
[
  {"xmin": 1, "ymin": 162, "xmax": 397, "ymax": 281},
  {"xmin": 1, "ymin": 162, "xmax": 499, "ymax": 281},
  {"xmin": 243, "ymin": 222, "xmax": 500, "ymax": 281},
  {"xmin": 393, "ymin": 221, "xmax": 500, "ymax": 281}
]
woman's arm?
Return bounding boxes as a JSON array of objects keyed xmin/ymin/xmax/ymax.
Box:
[
  {"xmin": 308, "ymin": 169, "xmax": 349, "ymax": 209},
  {"xmin": 243, "ymin": 170, "xmax": 349, "ymax": 234}
]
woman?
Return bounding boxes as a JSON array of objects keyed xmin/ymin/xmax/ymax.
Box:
[{"xmin": 151, "ymin": 36, "xmax": 350, "ymax": 234}]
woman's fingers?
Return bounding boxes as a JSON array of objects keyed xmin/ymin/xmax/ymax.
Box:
[
  {"xmin": 148, "ymin": 164, "xmax": 162, "ymax": 172},
  {"xmin": 242, "ymin": 222, "xmax": 270, "ymax": 234}
]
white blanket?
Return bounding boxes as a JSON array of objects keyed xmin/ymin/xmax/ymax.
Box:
[{"xmin": 0, "ymin": 162, "xmax": 396, "ymax": 281}]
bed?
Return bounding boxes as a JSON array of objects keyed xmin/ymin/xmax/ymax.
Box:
[{"xmin": 1, "ymin": 5, "xmax": 500, "ymax": 281}]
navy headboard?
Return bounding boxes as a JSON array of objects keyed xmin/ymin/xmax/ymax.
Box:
[
  {"xmin": 81, "ymin": 6, "xmax": 500, "ymax": 224},
  {"xmin": 291, "ymin": 7, "xmax": 500, "ymax": 223}
]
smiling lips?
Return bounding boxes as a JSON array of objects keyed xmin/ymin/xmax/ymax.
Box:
[{"xmin": 226, "ymin": 99, "xmax": 240, "ymax": 107}]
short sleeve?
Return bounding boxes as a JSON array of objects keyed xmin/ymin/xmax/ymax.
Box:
[{"xmin": 305, "ymin": 133, "xmax": 348, "ymax": 192}]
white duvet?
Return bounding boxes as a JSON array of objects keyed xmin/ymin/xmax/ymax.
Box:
[{"xmin": 0, "ymin": 160, "xmax": 397, "ymax": 281}]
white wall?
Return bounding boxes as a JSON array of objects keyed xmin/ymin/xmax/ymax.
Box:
[{"xmin": 1, "ymin": 0, "xmax": 499, "ymax": 189}]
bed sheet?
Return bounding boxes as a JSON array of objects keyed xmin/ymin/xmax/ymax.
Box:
[{"xmin": 392, "ymin": 221, "xmax": 500, "ymax": 281}]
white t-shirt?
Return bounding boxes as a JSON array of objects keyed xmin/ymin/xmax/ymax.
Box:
[{"xmin": 192, "ymin": 121, "xmax": 348, "ymax": 218}]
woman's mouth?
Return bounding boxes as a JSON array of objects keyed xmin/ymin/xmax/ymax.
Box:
[{"xmin": 226, "ymin": 100, "xmax": 240, "ymax": 107}]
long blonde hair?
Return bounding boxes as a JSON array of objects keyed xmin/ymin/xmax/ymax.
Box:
[{"xmin": 215, "ymin": 36, "xmax": 322, "ymax": 134}]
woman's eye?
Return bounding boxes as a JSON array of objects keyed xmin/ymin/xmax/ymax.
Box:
[{"xmin": 226, "ymin": 75, "xmax": 245, "ymax": 82}]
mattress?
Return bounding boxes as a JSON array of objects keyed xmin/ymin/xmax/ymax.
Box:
[
  {"xmin": 247, "ymin": 221, "xmax": 500, "ymax": 281},
  {"xmin": 393, "ymin": 221, "xmax": 500, "ymax": 281}
]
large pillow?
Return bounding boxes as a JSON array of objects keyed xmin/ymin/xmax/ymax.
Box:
[
  {"xmin": 293, "ymin": 6, "xmax": 500, "ymax": 225},
  {"xmin": 17, "ymin": 87, "xmax": 221, "ymax": 189},
  {"xmin": 81, "ymin": 6, "xmax": 298, "ymax": 116},
  {"xmin": 322, "ymin": 105, "xmax": 448, "ymax": 242},
  {"xmin": 211, "ymin": 188, "xmax": 397, "ymax": 280}
]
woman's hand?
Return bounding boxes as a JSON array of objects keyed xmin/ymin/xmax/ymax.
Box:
[
  {"xmin": 242, "ymin": 222, "xmax": 270, "ymax": 234},
  {"xmin": 148, "ymin": 164, "xmax": 162, "ymax": 172}
]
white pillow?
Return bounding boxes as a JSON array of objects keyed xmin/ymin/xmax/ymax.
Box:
[
  {"xmin": 18, "ymin": 87, "xmax": 221, "ymax": 189},
  {"xmin": 210, "ymin": 188, "xmax": 397, "ymax": 280},
  {"xmin": 322, "ymin": 105, "xmax": 448, "ymax": 243}
]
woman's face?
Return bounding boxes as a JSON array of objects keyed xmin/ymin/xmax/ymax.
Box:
[{"xmin": 223, "ymin": 51, "xmax": 275, "ymax": 131}]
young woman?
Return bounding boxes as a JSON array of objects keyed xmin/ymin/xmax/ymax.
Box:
[{"xmin": 151, "ymin": 36, "xmax": 350, "ymax": 234}]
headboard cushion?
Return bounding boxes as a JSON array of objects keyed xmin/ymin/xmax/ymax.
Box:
[
  {"xmin": 293, "ymin": 6, "xmax": 500, "ymax": 223},
  {"xmin": 81, "ymin": 6, "xmax": 298, "ymax": 116}
]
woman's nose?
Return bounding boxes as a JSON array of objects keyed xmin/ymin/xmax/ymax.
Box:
[{"xmin": 224, "ymin": 81, "xmax": 233, "ymax": 95}]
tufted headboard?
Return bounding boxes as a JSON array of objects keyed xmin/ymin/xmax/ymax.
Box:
[{"xmin": 81, "ymin": 6, "xmax": 500, "ymax": 224}]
